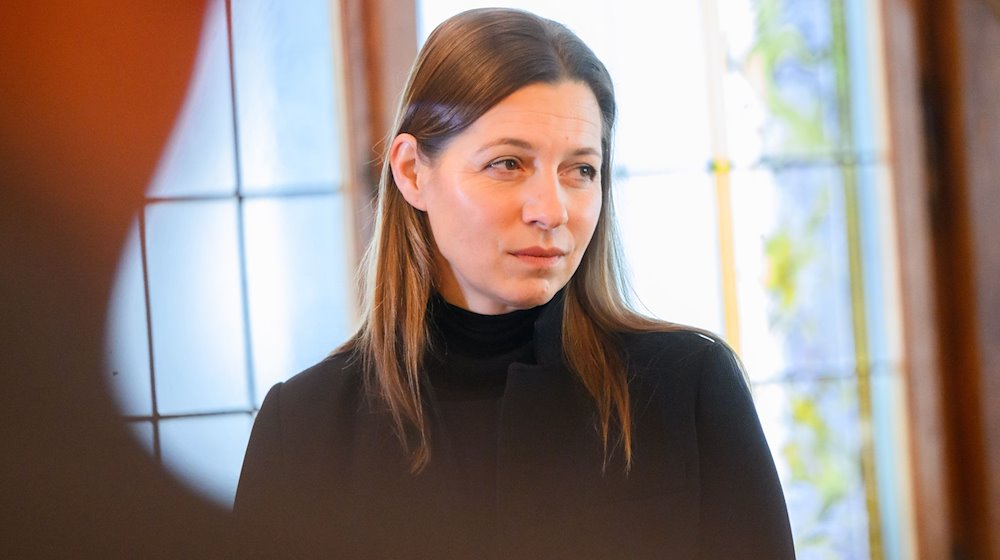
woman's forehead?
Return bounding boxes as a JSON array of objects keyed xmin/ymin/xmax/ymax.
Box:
[{"xmin": 460, "ymin": 82, "xmax": 603, "ymax": 153}]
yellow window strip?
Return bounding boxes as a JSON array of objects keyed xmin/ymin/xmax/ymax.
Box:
[
  {"xmin": 712, "ymin": 161, "xmax": 741, "ymax": 353},
  {"xmin": 831, "ymin": 0, "xmax": 883, "ymax": 556},
  {"xmin": 700, "ymin": 0, "xmax": 741, "ymax": 352}
]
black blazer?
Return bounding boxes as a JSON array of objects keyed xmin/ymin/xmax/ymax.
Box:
[{"xmin": 234, "ymin": 295, "xmax": 795, "ymax": 559}]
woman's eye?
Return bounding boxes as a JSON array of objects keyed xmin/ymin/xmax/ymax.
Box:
[
  {"xmin": 488, "ymin": 158, "xmax": 520, "ymax": 172},
  {"xmin": 577, "ymin": 164, "xmax": 598, "ymax": 180}
]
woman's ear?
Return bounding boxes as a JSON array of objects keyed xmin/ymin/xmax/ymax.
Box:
[{"xmin": 389, "ymin": 133, "xmax": 427, "ymax": 211}]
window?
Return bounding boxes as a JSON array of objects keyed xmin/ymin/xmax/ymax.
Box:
[{"xmin": 105, "ymin": 0, "xmax": 353, "ymax": 506}]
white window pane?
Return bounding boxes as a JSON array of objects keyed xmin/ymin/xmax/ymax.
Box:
[
  {"xmin": 145, "ymin": 201, "xmax": 250, "ymax": 414},
  {"xmin": 231, "ymin": 0, "xmax": 342, "ymax": 193},
  {"xmin": 606, "ymin": 2, "xmax": 712, "ymax": 174},
  {"xmin": 105, "ymin": 218, "xmax": 153, "ymax": 417},
  {"xmin": 159, "ymin": 414, "xmax": 253, "ymax": 508},
  {"xmin": 243, "ymin": 195, "xmax": 355, "ymax": 406},
  {"xmin": 147, "ymin": 0, "xmax": 237, "ymax": 197},
  {"xmin": 615, "ymin": 172, "xmax": 724, "ymax": 333}
]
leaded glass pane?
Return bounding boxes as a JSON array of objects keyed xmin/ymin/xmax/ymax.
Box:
[
  {"xmin": 231, "ymin": 0, "xmax": 342, "ymax": 193},
  {"xmin": 159, "ymin": 414, "xmax": 254, "ymax": 507},
  {"xmin": 243, "ymin": 194, "xmax": 354, "ymax": 406},
  {"xmin": 145, "ymin": 200, "xmax": 250, "ymax": 415}
]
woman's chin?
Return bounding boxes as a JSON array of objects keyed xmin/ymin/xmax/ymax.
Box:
[
  {"xmin": 498, "ymin": 284, "xmax": 563, "ymax": 312},
  {"xmin": 448, "ymin": 278, "xmax": 567, "ymax": 314}
]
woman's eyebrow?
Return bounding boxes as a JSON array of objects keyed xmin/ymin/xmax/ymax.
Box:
[
  {"xmin": 569, "ymin": 147, "xmax": 601, "ymax": 158},
  {"xmin": 474, "ymin": 138, "xmax": 535, "ymax": 154},
  {"xmin": 474, "ymin": 138, "xmax": 601, "ymax": 158}
]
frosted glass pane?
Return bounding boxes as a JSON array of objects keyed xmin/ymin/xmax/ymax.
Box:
[
  {"xmin": 145, "ymin": 201, "xmax": 249, "ymax": 414},
  {"xmin": 243, "ymin": 195, "xmax": 354, "ymax": 406},
  {"xmin": 147, "ymin": 0, "xmax": 236, "ymax": 197},
  {"xmin": 159, "ymin": 414, "xmax": 253, "ymax": 508},
  {"xmin": 754, "ymin": 377, "xmax": 869, "ymax": 559},
  {"xmin": 731, "ymin": 167, "xmax": 854, "ymax": 383},
  {"xmin": 615, "ymin": 173, "xmax": 723, "ymax": 334},
  {"xmin": 231, "ymin": 0, "xmax": 342, "ymax": 193},
  {"xmin": 105, "ymin": 218, "xmax": 153, "ymax": 417}
]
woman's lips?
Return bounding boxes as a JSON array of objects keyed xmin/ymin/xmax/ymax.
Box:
[{"xmin": 510, "ymin": 247, "xmax": 566, "ymax": 267}]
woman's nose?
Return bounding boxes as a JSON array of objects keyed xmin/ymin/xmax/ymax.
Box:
[{"xmin": 522, "ymin": 170, "xmax": 569, "ymax": 229}]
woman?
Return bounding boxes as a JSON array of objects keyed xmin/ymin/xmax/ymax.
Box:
[{"xmin": 235, "ymin": 8, "xmax": 794, "ymax": 559}]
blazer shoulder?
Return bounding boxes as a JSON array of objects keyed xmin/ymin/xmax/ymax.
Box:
[
  {"xmin": 621, "ymin": 328, "xmax": 744, "ymax": 393},
  {"xmin": 622, "ymin": 327, "xmax": 721, "ymax": 368},
  {"xmin": 273, "ymin": 349, "xmax": 366, "ymax": 418}
]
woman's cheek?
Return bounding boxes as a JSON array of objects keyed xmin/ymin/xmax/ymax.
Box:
[{"xmin": 578, "ymin": 190, "xmax": 602, "ymax": 232}]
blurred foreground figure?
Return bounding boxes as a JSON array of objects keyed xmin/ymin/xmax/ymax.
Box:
[{"xmin": 0, "ymin": 2, "xmax": 239, "ymax": 557}]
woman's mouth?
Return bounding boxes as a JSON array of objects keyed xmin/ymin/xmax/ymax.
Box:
[{"xmin": 510, "ymin": 247, "xmax": 566, "ymax": 267}]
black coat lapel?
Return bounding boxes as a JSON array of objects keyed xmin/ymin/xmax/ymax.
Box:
[{"xmin": 495, "ymin": 290, "xmax": 606, "ymax": 513}]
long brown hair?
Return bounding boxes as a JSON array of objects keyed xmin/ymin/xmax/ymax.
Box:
[{"xmin": 348, "ymin": 8, "xmax": 678, "ymax": 472}]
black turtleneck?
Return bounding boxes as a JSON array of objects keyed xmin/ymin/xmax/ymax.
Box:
[
  {"xmin": 426, "ymin": 293, "xmax": 543, "ymax": 399},
  {"xmin": 423, "ymin": 294, "xmax": 546, "ymax": 558}
]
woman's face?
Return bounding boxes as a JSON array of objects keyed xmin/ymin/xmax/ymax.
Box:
[{"xmin": 392, "ymin": 80, "xmax": 604, "ymax": 315}]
